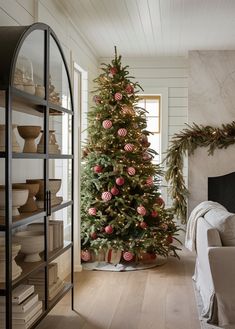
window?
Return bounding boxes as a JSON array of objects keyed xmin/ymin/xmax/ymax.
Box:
[{"xmin": 138, "ymin": 96, "xmax": 161, "ymax": 164}]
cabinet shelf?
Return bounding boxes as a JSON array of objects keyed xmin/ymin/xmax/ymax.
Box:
[
  {"xmin": 48, "ymin": 154, "xmax": 73, "ymax": 159},
  {"xmin": 49, "ymin": 102, "xmax": 73, "ymax": 115},
  {"xmin": 51, "ymin": 200, "xmax": 73, "ymax": 213},
  {"xmin": 0, "ymin": 90, "xmax": 45, "ymax": 117},
  {"xmin": 0, "ymin": 153, "xmax": 74, "ymax": 159},
  {"xmin": 49, "ymin": 240, "xmax": 72, "ymax": 262},
  {"xmin": 12, "ymin": 153, "xmax": 47, "ymax": 159},
  {"xmin": 0, "ymin": 210, "xmax": 46, "ymax": 229}
]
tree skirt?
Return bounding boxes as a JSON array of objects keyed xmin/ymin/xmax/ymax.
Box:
[{"xmin": 82, "ymin": 256, "xmax": 167, "ymax": 272}]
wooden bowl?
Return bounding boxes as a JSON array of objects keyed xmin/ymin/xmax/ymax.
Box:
[{"xmin": 13, "ymin": 183, "xmax": 39, "ymax": 212}]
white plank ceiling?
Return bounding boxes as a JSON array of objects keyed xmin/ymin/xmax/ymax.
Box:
[{"xmin": 58, "ymin": 0, "xmax": 235, "ymax": 57}]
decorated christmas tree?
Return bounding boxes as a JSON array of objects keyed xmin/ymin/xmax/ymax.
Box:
[{"xmin": 80, "ymin": 49, "xmax": 180, "ymax": 263}]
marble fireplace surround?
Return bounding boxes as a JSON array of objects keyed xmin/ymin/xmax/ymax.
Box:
[{"xmin": 188, "ymin": 50, "xmax": 235, "ymax": 215}]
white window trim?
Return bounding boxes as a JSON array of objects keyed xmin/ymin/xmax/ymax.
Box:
[
  {"xmin": 72, "ymin": 60, "xmax": 88, "ymax": 272},
  {"xmin": 139, "ymin": 88, "xmax": 169, "ymax": 203}
]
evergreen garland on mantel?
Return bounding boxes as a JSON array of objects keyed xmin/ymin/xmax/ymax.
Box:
[{"xmin": 165, "ymin": 121, "xmax": 235, "ymax": 223}]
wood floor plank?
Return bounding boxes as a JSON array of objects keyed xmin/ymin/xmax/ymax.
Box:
[{"xmin": 37, "ymin": 247, "xmax": 201, "ymax": 329}]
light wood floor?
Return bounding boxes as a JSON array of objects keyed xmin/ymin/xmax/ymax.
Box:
[{"xmin": 37, "ymin": 247, "xmax": 201, "ymax": 329}]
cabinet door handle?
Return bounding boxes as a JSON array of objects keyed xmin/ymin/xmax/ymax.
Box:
[{"xmin": 48, "ymin": 190, "xmax": 51, "ymax": 216}]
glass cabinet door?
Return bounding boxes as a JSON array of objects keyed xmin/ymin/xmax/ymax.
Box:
[
  {"xmin": 49, "ymin": 36, "xmax": 71, "ymax": 110},
  {"xmin": 13, "ymin": 30, "xmax": 45, "ymax": 98}
]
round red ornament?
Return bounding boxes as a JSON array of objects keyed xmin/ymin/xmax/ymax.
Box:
[
  {"xmin": 125, "ymin": 84, "xmax": 134, "ymax": 94},
  {"xmin": 93, "ymin": 165, "xmax": 102, "ymax": 173},
  {"xmin": 141, "ymin": 134, "xmax": 148, "ymax": 144},
  {"xmin": 102, "ymin": 119, "xmax": 112, "ymax": 129},
  {"xmin": 111, "ymin": 186, "xmax": 119, "ymax": 195},
  {"xmin": 117, "ymin": 128, "xmax": 127, "ymax": 137},
  {"xmin": 143, "ymin": 152, "xmax": 151, "ymax": 161},
  {"xmin": 81, "ymin": 250, "xmax": 91, "ymax": 262},
  {"xmin": 88, "ymin": 207, "xmax": 97, "ymax": 216},
  {"xmin": 167, "ymin": 236, "xmax": 173, "ymax": 244},
  {"xmin": 127, "ymin": 167, "xmax": 136, "ymax": 176},
  {"xmin": 124, "ymin": 143, "xmax": 134, "ymax": 152},
  {"xmin": 151, "ymin": 210, "xmax": 158, "ymax": 218},
  {"xmin": 139, "ymin": 221, "xmax": 148, "ymax": 229},
  {"xmin": 116, "ymin": 177, "xmax": 125, "ymax": 186},
  {"xmin": 146, "ymin": 176, "xmax": 154, "ymax": 186},
  {"xmin": 90, "ymin": 232, "xmax": 97, "ymax": 240},
  {"xmin": 105, "ymin": 225, "xmax": 113, "ymax": 234},
  {"xmin": 102, "ymin": 191, "xmax": 112, "ymax": 202},
  {"xmin": 156, "ymin": 197, "xmax": 165, "ymax": 207},
  {"xmin": 137, "ymin": 206, "xmax": 146, "ymax": 216},
  {"xmin": 114, "ymin": 92, "xmax": 122, "ymax": 101},
  {"xmin": 109, "ymin": 67, "xmax": 117, "ymax": 76},
  {"xmin": 123, "ymin": 251, "xmax": 134, "ymax": 261}
]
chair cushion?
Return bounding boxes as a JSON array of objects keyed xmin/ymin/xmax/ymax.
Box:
[{"xmin": 204, "ymin": 208, "xmax": 235, "ymax": 246}]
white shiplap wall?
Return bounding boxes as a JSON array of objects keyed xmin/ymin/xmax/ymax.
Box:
[{"xmin": 100, "ymin": 56, "xmax": 189, "ymax": 205}]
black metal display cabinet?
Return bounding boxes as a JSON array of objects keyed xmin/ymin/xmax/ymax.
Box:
[{"xmin": 0, "ymin": 23, "xmax": 74, "ymax": 329}]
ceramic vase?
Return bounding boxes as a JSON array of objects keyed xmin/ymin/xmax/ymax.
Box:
[
  {"xmin": 37, "ymin": 130, "xmax": 61, "ymax": 154},
  {"xmin": 17, "ymin": 126, "xmax": 41, "ymax": 153},
  {"xmin": 13, "ymin": 183, "xmax": 39, "ymax": 213},
  {"xmin": 0, "ymin": 124, "xmax": 20, "ymax": 152},
  {"xmin": 0, "ymin": 237, "xmax": 22, "ymax": 282}
]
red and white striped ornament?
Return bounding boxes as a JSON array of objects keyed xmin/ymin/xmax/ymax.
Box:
[
  {"xmin": 146, "ymin": 176, "xmax": 154, "ymax": 186},
  {"xmin": 105, "ymin": 225, "xmax": 113, "ymax": 234},
  {"xmin": 137, "ymin": 206, "xmax": 147, "ymax": 216},
  {"xmin": 111, "ymin": 186, "xmax": 119, "ymax": 195},
  {"xmin": 81, "ymin": 250, "xmax": 91, "ymax": 262},
  {"xmin": 124, "ymin": 143, "xmax": 134, "ymax": 152},
  {"xmin": 102, "ymin": 191, "xmax": 112, "ymax": 202},
  {"xmin": 117, "ymin": 128, "xmax": 127, "ymax": 137},
  {"xmin": 114, "ymin": 92, "xmax": 122, "ymax": 101},
  {"xmin": 88, "ymin": 207, "xmax": 97, "ymax": 216},
  {"xmin": 102, "ymin": 120, "xmax": 112, "ymax": 129},
  {"xmin": 123, "ymin": 251, "xmax": 134, "ymax": 261},
  {"xmin": 127, "ymin": 167, "xmax": 136, "ymax": 176},
  {"xmin": 116, "ymin": 177, "xmax": 125, "ymax": 186}
]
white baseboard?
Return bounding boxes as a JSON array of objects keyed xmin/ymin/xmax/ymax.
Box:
[{"xmin": 74, "ymin": 264, "xmax": 83, "ymax": 272}]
